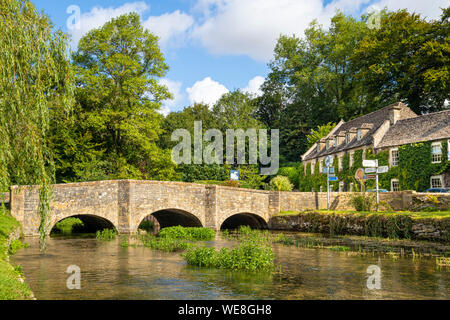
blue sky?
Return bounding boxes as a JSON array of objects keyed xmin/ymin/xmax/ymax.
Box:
[{"xmin": 32, "ymin": 0, "xmax": 447, "ymax": 115}]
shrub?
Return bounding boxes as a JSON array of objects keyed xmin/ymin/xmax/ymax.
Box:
[
  {"xmin": 349, "ymin": 193, "xmax": 375, "ymax": 211},
  {"xmin": 55, "ymin": 218, "xmax": 84, "ymax": 235},
  {"xmin": 138, "ymin": 220, "xmax": 154, "ymax": 232},
  {"xmin": 140, "ymin": 234, "xmax": 192, "ymax": 252},
  {"xmin": 183, "ymin": 240, "xmax": 274, "ymax": 271},
  {"xmin": 158, "ymin": 226, "xmax": 215, "ymax": 241},
  {"xmin": 96, "ymin": 229, "xmax": 117, "ymax": 240},
  {"xmin": 269, "ymin": 176, "xmax": 293, "ymax": 191}
]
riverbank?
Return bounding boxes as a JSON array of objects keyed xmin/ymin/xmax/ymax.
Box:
[
  {"xmin": 0, "ymin": 207, "xmax": 34, "ymax": 300},
  {"xmin": 270, "ymin": 210, "xmax": 450, "ymax": 243}
]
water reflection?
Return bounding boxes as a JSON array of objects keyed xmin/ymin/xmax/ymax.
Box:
[{"xmin": 11, "ymin": 235, "xmax": 449, "ymax": 300}]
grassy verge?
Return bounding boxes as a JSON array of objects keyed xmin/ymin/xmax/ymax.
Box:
[{"xmin": 0, "ymin": 207, "xmax": 33, "ymax": 300}]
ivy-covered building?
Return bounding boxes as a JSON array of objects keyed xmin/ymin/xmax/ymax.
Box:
[{"xmin": 300, "ymin": 102, "xmax": 450, "ymax": 192}]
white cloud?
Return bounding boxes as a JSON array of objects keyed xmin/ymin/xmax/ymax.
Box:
[
  {"xmin": 186, "ymin": 77, "xmax": 229, "ymax": 106},
  {"xmin": 243, "ymin": 76, "xmax": 265, "ymax": 97},
  {"xmin": 191, "ymin": 0, "xmax": 370, "ymax": 62},
  {"xmin": 367, "ymin": 0, "xmax": 448, "ymax": 20},
  {"xmin": 143, "ymin": 10, "xmax": 194, "ymax": 48},
  {"xmin": 69, "ymin": 2, "xmax": 149, "ymax": 46},
  {"xmin": 191, "ymin": 0, "xmax": 446, "ymax": 62},
  {"xmin": 159, "ymin": 79, "xmax": 185, "ymax": 115}
]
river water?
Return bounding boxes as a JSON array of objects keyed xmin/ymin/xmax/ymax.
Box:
[{"xmin": 11, "ymin": 234, "xmax": 449, "ymax": 300}]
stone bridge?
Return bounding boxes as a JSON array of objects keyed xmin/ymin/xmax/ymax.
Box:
[
  {"xmin": 10, "ymin": 180, "xmax": 286, "ymax": 236},
  {"xmin": 9, "ymin": 180, "xmax": 425, "ymax": 236}
]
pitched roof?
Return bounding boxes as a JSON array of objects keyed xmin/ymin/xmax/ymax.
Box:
[
  {"xmin": 376, "ymin": 110, "xmax": 450, "ymax": 149},
  {"xmin": 302, "ymin": 102, "xmax": 417, "ymax": 161}
]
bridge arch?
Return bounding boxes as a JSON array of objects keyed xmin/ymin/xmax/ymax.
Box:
[
  {"xmin": 135, "ymin": 208, "xmax": 203, "ymax": 232},
  {"xmin": 50, "ymin": 214, "xmax": 117, "ymax": 235},
  {"xmin": 220, "ymin": 212, "xmax": 268, "ymax": 230}
]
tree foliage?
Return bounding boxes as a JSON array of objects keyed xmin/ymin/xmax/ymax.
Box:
[{"xmin": 0, "ymin": 0, "xmax": 74, "ymax": 248}]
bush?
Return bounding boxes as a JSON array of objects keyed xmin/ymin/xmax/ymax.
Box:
[
  {"xmin": 140, "ymin": 234, "xmax": 192, "ymax": 252},
  {"xmin": 269, "ymin": 176, "xmax": 293, "ymax": 191},
  {"xmin": 278, "ymin": 167, "xmax": 300, "ymax": 188},
  {"xmin": 96, "ymin": 229, "xmax": 117, "ymax": 240},
  {"xmin": 138, "ymin": 220, "xmax": 154, "ymax": 232},
  {"xmin": 158, "ymin": 226, "xmax": 215, "ymax": 241},
  {"xmin": 349, "ymin": 193, "xmax": 375, "ymax": 211},
  {"xmin": 55, "ymin": 218, "xmax": 84, "ymax": 235},
  {"xmin": 183, "ymin": 240, "xmax": 274, "ymax": 271}
]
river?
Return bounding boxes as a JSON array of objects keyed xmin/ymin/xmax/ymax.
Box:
[{"xmin": 11, "ymin": 234, "xmax": 449, "ymax": 300}]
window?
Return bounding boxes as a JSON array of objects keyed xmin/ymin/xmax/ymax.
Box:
[
  {"xmin": 431, "ymin": 176, "xmax": 443, "ymax": 189},
  {"xmin": 334, "ymin": 137, "xmax": 338, "ymax": 147},
  {"xmin": 391, "ymin": 148, "xmax": 399, "ymax": 167},
  {"xmin": 431, "ymin": 142, "xmax": 442, "ymax": 163},
  {"xmin": 317, "ymin": 144, "xmax": 320, "ymax": 153},
  {"xmin": 357, "ymin": 129, "xmax": 362, "ymax": 141},
  {"xmin": 391, "ymin": 179, "xmax": 400, "ymax": 192},
  {"xmin": 326, "ymin": 141, "xmax": 330, "ymax": 150},
  {"xmin": 346, "ymin": 133, "xmax": 350, "ymax": 144}
]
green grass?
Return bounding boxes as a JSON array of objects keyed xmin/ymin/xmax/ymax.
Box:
[
  {"xmin": 96, "ymin": 229, "xmax": 117, "ymax": 240},
  {"xmin": 158, "ymin": 226, "xmax": 215, "ymax": 241},
  {"xmin": 139, "ymin": 234, "xmax": 193, "ymax": 252},
  {"xmin": 0, "ymin": 207, "xmax": 33, "ymax": 300}
]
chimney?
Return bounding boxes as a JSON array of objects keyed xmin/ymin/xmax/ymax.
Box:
[{"xmin": 389, "ymin": 104, "xmax": 402, "ymax": 125}]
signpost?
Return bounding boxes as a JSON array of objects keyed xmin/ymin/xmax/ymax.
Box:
[
  {"xmin": 362, "ymin": 159, "xmax": 389, "ymax": 211},
  {"xmin": 324, "ymin": 156, "xmax": 334, "ymax": 210}
]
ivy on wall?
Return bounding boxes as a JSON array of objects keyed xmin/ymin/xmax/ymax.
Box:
[{"xmin": 297, "ymin": 141, "xmax": 449, "ymax": 192}]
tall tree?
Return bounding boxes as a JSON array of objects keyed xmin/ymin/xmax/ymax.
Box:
[
  {"xmin": 0, "ymin": 0, "xmax": 74, "ymax": 246},
  {"xmin": 69, "ymin": 13, "xmax": 177, "ymax": 180},
  {"xmin": 353, "ymin": 8, "xmax": 449, "ymax": 114}
]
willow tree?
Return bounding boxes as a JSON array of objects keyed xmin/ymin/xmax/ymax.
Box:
[{"xmin": 0, "ymin": 0, "xmax": 74, "ymax": 249}]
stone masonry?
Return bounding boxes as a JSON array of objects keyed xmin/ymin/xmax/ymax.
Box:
[{"xmin": 9, "ymin": 180, "xmax": 450, "ymax": 236}]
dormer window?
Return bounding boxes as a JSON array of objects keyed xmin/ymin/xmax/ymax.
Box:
[
  {"xmin": 334, "ymin": 137, "xmax": 338, "ymax": 147},
  {"xmin": 357, "ymin": 129, "xmax": 362, "ymax": 141},
  {"xmin": 326, "ymin": 141, "xmax": 330, "ymax": 150},
  {"xmin": 345, "ymin": 133, "xmax": 350, "ymax": 144}
]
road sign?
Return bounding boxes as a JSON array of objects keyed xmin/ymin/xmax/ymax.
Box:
[
  {"xmin": 366, "ymin": 174, "xmax": 377, "ymax": 180},
  {"xmin": 230, "ymin": 170, "xmax": 239, "ymax": 181},
  {"xmin": 328, "ymin": 176, "xmax": 338, "ymax": 182},
  {"xmin": 323, "ymin": 167, "xmax": 335, "ymax": 174},
  {"xmin": 355, "ymin": 168, "xmax": 365, "ymax": 182},
  {"xmin": 377, "ymin": 166, "xmax": 389, "ymax": 174},
  {"xmin": 363, "ymin": 159, "xmax": 378, "ymax": 167},
  {"xmin": 364, "ymin": 167, "xmax": 376, "ymax": 174},
  {"xmin": 325, "ymin": 155, "xmax": 333, "ymax": 167}
]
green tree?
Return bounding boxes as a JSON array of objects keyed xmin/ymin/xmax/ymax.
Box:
[
  {"xmin": 70, "ymin": 13, "xmax": 177, "ymax": 181},
  {"xmin": 306, "ymin": 122, "xmax": 336, "ymax": 149},
  {"xmin": 0, "ymin": 0, "xmax": 74, "ymax": 248},
  {"xmin": 353, "ymin": 8, "xmax": 449, "ymax": 114},
  {"xmin": 258, "ymin": 12, "xmax": 369, "ymax": 161}
]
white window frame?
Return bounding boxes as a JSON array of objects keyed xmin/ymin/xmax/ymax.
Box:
[
  {"xmin": 391, "ymin": 179, "xmax": 400, "ymax": 192},
  {"xmin": 334, "ymin": 137, "xmax": 338, "ymax": 147},
  {"xmin": 326, "ymin": 141, "xmax": 330, "ymax": 150},
  {"xmin": 357, "ymin": 129, "xmax": 362, "ymax": 141},
  {"xmin": 431, "ymin": 142, "xmax": 442, "ymax": 164},
  {"xmin": 430, "ymin": 175, "xmax": 443, "ymax": 189},
  {"xmin": 390, "ymin": 148, "xmax": 399, "ymax": 167}
]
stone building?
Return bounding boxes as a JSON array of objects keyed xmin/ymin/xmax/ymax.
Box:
[{"xmin": 301, "ymin": 102, "xmax": 450, "ymax": 191}]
